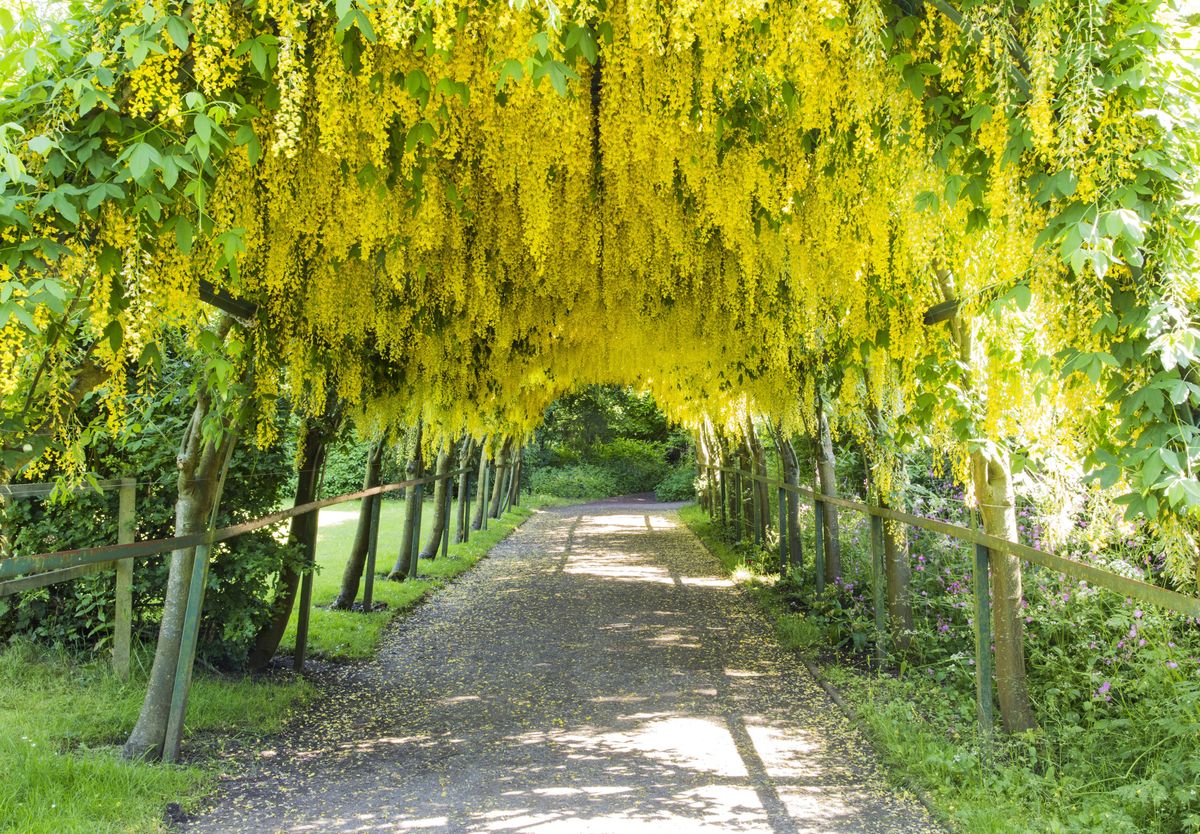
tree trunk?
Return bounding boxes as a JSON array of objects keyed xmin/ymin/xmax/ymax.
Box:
[
  {"xmin": 972, "ymin": 446, "xmax": 1038, "ymax": 732},
  {"xmin": 744, "ymin": 416, "xmax": 770, "ymax": 543},
  {"xmin": 455, "ymin": 435, "xmax": 474, "ymax": 543},
  {"xmin": 331, "ymin": 436, "xmax": 386, "ymax": 609},
  {"xmin": 389, "ymin": 421, "xmax": 424, "ymax": 579},
  {"xmin": 488, "ymin": 437, "xmax": 510, "ymax": 519},
  {"xmin": 471, "ymin": 438, "xmax": 489, "ymax": 530},
  {"xmin": 938, "ymin": 271, "xmax": 1036, "ymax": 731},
  {"xmin": 770, "ymin": 421, "xmax": 803, "ymax": 572},
  {"xmin": 246, "ymin": 416, "xmax": 331, "ymax": 670},
  {"xmin": 506, "ymin": 444, "xmax": 522, "ymax": 508},
  {"xmin": 813, "ymin": 391, "xmax": 842, "ymax": 583},
  {"xmin": 124, "ymin": 322, "xmax": 242, "ymax": 760},
  {"xmin": 881, "ymin": 505, "xmax": 914, "ymax": 651},
  {"xmin": 420, "ymin": 443, "xmax": 452, "ymax": 559}
]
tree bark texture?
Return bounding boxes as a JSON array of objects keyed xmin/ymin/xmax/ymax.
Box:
[
  {"xmin": 124, "ymin": 320, "xmax": 241, "ymax": 760},
  {"xmin": 420, "ymin": 443, "xmax": 452, "ymax": 559},
  {"xmin": 972, "ymin": 447, "xmax": 1038, "ymax": 732},
  {"xmin": 813, "ymin": 392, "xmax": 842, "ymax": 583},
  {"xmin": 770, "ymin": 421, "xmax": 804, "ymax": 572},
  {"xmin": 332, "ymin": 436, "xmax": 386, "ymax": 609},
  {"xmin": 471, "ymin": 439, "xmax": 489, "ymax": 531},
  {"xmin": 246, "ymin": 416, "xmax": 331, "ymax": 670},
  {"xmin": 390, "ymin": 421, "xmax": 424, "ymax": 579}
]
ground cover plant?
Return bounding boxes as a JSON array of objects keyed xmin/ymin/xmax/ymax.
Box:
[
  {"xmin": 0, "ymin": 490, "xmax": 543, "ymax": 832},
  {"xmin": 1, "ymin": 0, "xmax": 1199, "ymax": 812},
  {"xmin": 681, "ymin": 467, "xmax": 1200, "ymax": 834}
]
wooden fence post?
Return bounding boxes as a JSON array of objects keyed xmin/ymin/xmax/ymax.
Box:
[
  {"xmin": 363, "ymin": 494, "xmax": 380, "ymax": 611},
  {"xmin": 293, "ymin": 505, "xmax": 320, "ymax": 673},
  {"xmin": 814, "ymin": 499, "xmax": 826, "ymax": 594},
  {"xmin": 777, "ymin": 486, "xmax": 787, "ymax": 575},
  {"xmin": 113, "ymin": 477, "xmax": 136, "ymax": 680},
  {"xmin": 974, "ymin": 543, "xmax": 995, "ymax": 733},
  {"xmin": 719, "ymin": 471, "xmax": 727, "ymax": 530},
  {"xmin": 871, "ymin": 514, "xmax": 886, "ymax": 663}
]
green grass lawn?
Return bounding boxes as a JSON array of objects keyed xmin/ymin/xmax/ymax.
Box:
[
  {"xmin": 0, "ymin": 641, "xmax": 315, "ymax": 834},
  {"xmin": 277, "ymin": 495, "xmax": 547, "ymax": 661},
  {"xmin": 1, "ymin": 494, "xmax": 553, "ymax": 834}
]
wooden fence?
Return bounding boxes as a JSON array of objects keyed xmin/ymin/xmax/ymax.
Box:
[
  {"xmin": 0, "ymin": 456, "xmax": 522, "ymax": 762},
  {"xmin": 704, "ymin": 464, "xmax": 1200, "ymax": 732}
]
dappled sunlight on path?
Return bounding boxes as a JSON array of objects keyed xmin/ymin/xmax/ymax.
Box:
[{"xmin": 190, "ymin": 500, "xmax": 939, "ymax": 834}]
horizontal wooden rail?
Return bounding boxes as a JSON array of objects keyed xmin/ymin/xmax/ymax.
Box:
[
  {"xmin": 0, "ymin": 479, "xmax": 129, "ymax": 499},
  {"xmin": 0, "ymin": 467, "xmax": 472, "ymax": 589},
  {"xmin": 715, "ymin": 466, "xmax": 1200, "ymax": 618}
]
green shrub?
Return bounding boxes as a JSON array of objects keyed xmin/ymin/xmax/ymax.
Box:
[
  {"xmin": 528, "ymin": 464, "xmax": 619, "ymax": 499},
  {"xmin": 592, "ymin": 438, "xmax": 669, "ymax": 494},
  {"xmin": 654, "ymin": 463, "xmax": 696, "ymax": 501}
]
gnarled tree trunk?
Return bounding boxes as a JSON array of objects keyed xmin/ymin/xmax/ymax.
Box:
[
  {"xmin": 420, "ymin": 442, "xmax": 452, "ymax": 559},
  {"xmin": 389, "ymin": 421, "xmax": 424, "ymax": 579},
  {"xmin": 770, "ymin": 421, "xmax": 803, "ymax": 573},
  {"xmin": 813, "ymin": 390, "xmax": 842, "ymax": 583},
  {"xmin": 246, "ymin": 413, "xmax": 334, "ymax": 670},
  {"xmin": 124, "ymin": 320, "xmax": 242, "ymax": 760},
  {"xmin": 331, "ymin": 435, "xmax": 387, "ymax": 609}
]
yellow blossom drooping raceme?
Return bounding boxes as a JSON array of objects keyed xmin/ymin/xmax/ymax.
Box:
[{"xmin": 2, "ymin": 0, "xmax": 1197, "ymax": 581}]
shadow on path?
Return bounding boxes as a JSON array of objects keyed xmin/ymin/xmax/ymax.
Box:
[{"xmin": 190, "ymin": 500, "xmax": 940, "ymax": 833}]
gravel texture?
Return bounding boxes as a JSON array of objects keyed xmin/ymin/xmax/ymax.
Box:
[{"xmin": 189, "ymin": 499, "xmax": 941, "ymax": 833}]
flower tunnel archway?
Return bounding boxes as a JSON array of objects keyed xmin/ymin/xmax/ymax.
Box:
[{"xmin": 1, "ymin": 0, "xmax": 1198, "ymax": 757}]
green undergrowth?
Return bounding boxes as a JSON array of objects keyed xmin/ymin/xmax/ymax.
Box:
[
  {"xmin": 678, "ymin": 503, "xmax": 1200, "ymax": 834},
  {"xmin": 1, "ymin": 497, "xmax": 552, "ymax": 833},
  {"xmin": 0, "ymin": 640, "xmax": 316, "ymax": 834},
  {"xmin": 278, "ymin": 496, "xmax": 556, "ymax": 660}
]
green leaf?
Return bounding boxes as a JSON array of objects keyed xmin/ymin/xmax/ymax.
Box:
[
  {"xmin": 127, "ymin": 142, "xmax": 159, "ymax": 181},
  {"xmin": 104, "ymin": 319, "xmax": 123, "ymax": 354},
  {"xmin": 175, "ymin": 215, "xmax": 193, "ymax": 253},
  {"xmin": 165, "ymin": 15, "xmax": 190, "ymax": 50},
  {"xmin": 27, "ymin": 134, "xmax": 54, "ymax": 155}
]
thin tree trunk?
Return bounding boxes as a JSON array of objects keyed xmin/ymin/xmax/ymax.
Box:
[
  {"xmin": 420, "ymin": 442, "xmax": 452, "ymax": 559},
  {"xmin": 331, "ymin": 436, "xmax": 386, "ymax": 609},
  {"xmin": 813, "ymin": 391, "xmax": 842, "ymax": 583},
  {"xmin": 455, "ymin": 435, "xmax": 474, "ymax": 543},
  {"xmin": 471, "ymin": 439, "xmax": 489, "ymax": 530},
  {"xmin": 246, "ymin": 415, "xmax": 331, "ymax": 670},
  {"xmin": 972, "ymin": 447, "xmax": 1037, "ymax": 731},
  {"xmin": 939, "ymin": 272, "xmax": 1036, "ymax": 731},
  {"xmin": 488, "ymin": 437, "xmax": 510, "ymax": 519},
  {"xmin": 506, "ymin": 444, "xmax": 522, "ymax": 508},
  {"xmin": 881, "ymin": 510, "xmax": 914, "ymax": 652},
  {"xmin": 744, "ymin": 416, "xmax": 770, "ymax": 543},
  {"xmin": 389, "ymin": 421, "xmax": 423, "ymax": 579},
  {"xmin": 770, "ymin": 421, "xmax": 803, "ymax": 572},
  {"xmin": 124, "ymin": 320, "xmax": 241, "ymax": 762}
]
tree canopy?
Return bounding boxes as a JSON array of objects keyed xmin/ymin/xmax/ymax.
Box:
[{"xmin": 2, "ymin": 0, "xmax": 1199, "ymax": 582}]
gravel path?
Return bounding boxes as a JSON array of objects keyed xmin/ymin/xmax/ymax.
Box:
[{"xmin": 190, "ymin": 499, "xmax": 941, "ymax": 833}]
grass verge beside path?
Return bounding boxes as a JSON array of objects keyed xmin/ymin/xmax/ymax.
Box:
[
  {"xmin": 682, "ymin": 501, "xmax": 1200, "ymax": 834},
  {"xmin": 1, "ymin": 497, "xmax": 553, "ymax": 834},
  {"xmin": 0, "ymin": 641, "xmax": 314, "ymax": 834},
  {"xmin": 279, "ymin": 495, "xmax": 563, "ymax": 660},
  {"xmin": 679, "ymin": 503, "xmax": 1036, "ymax": 834}
]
